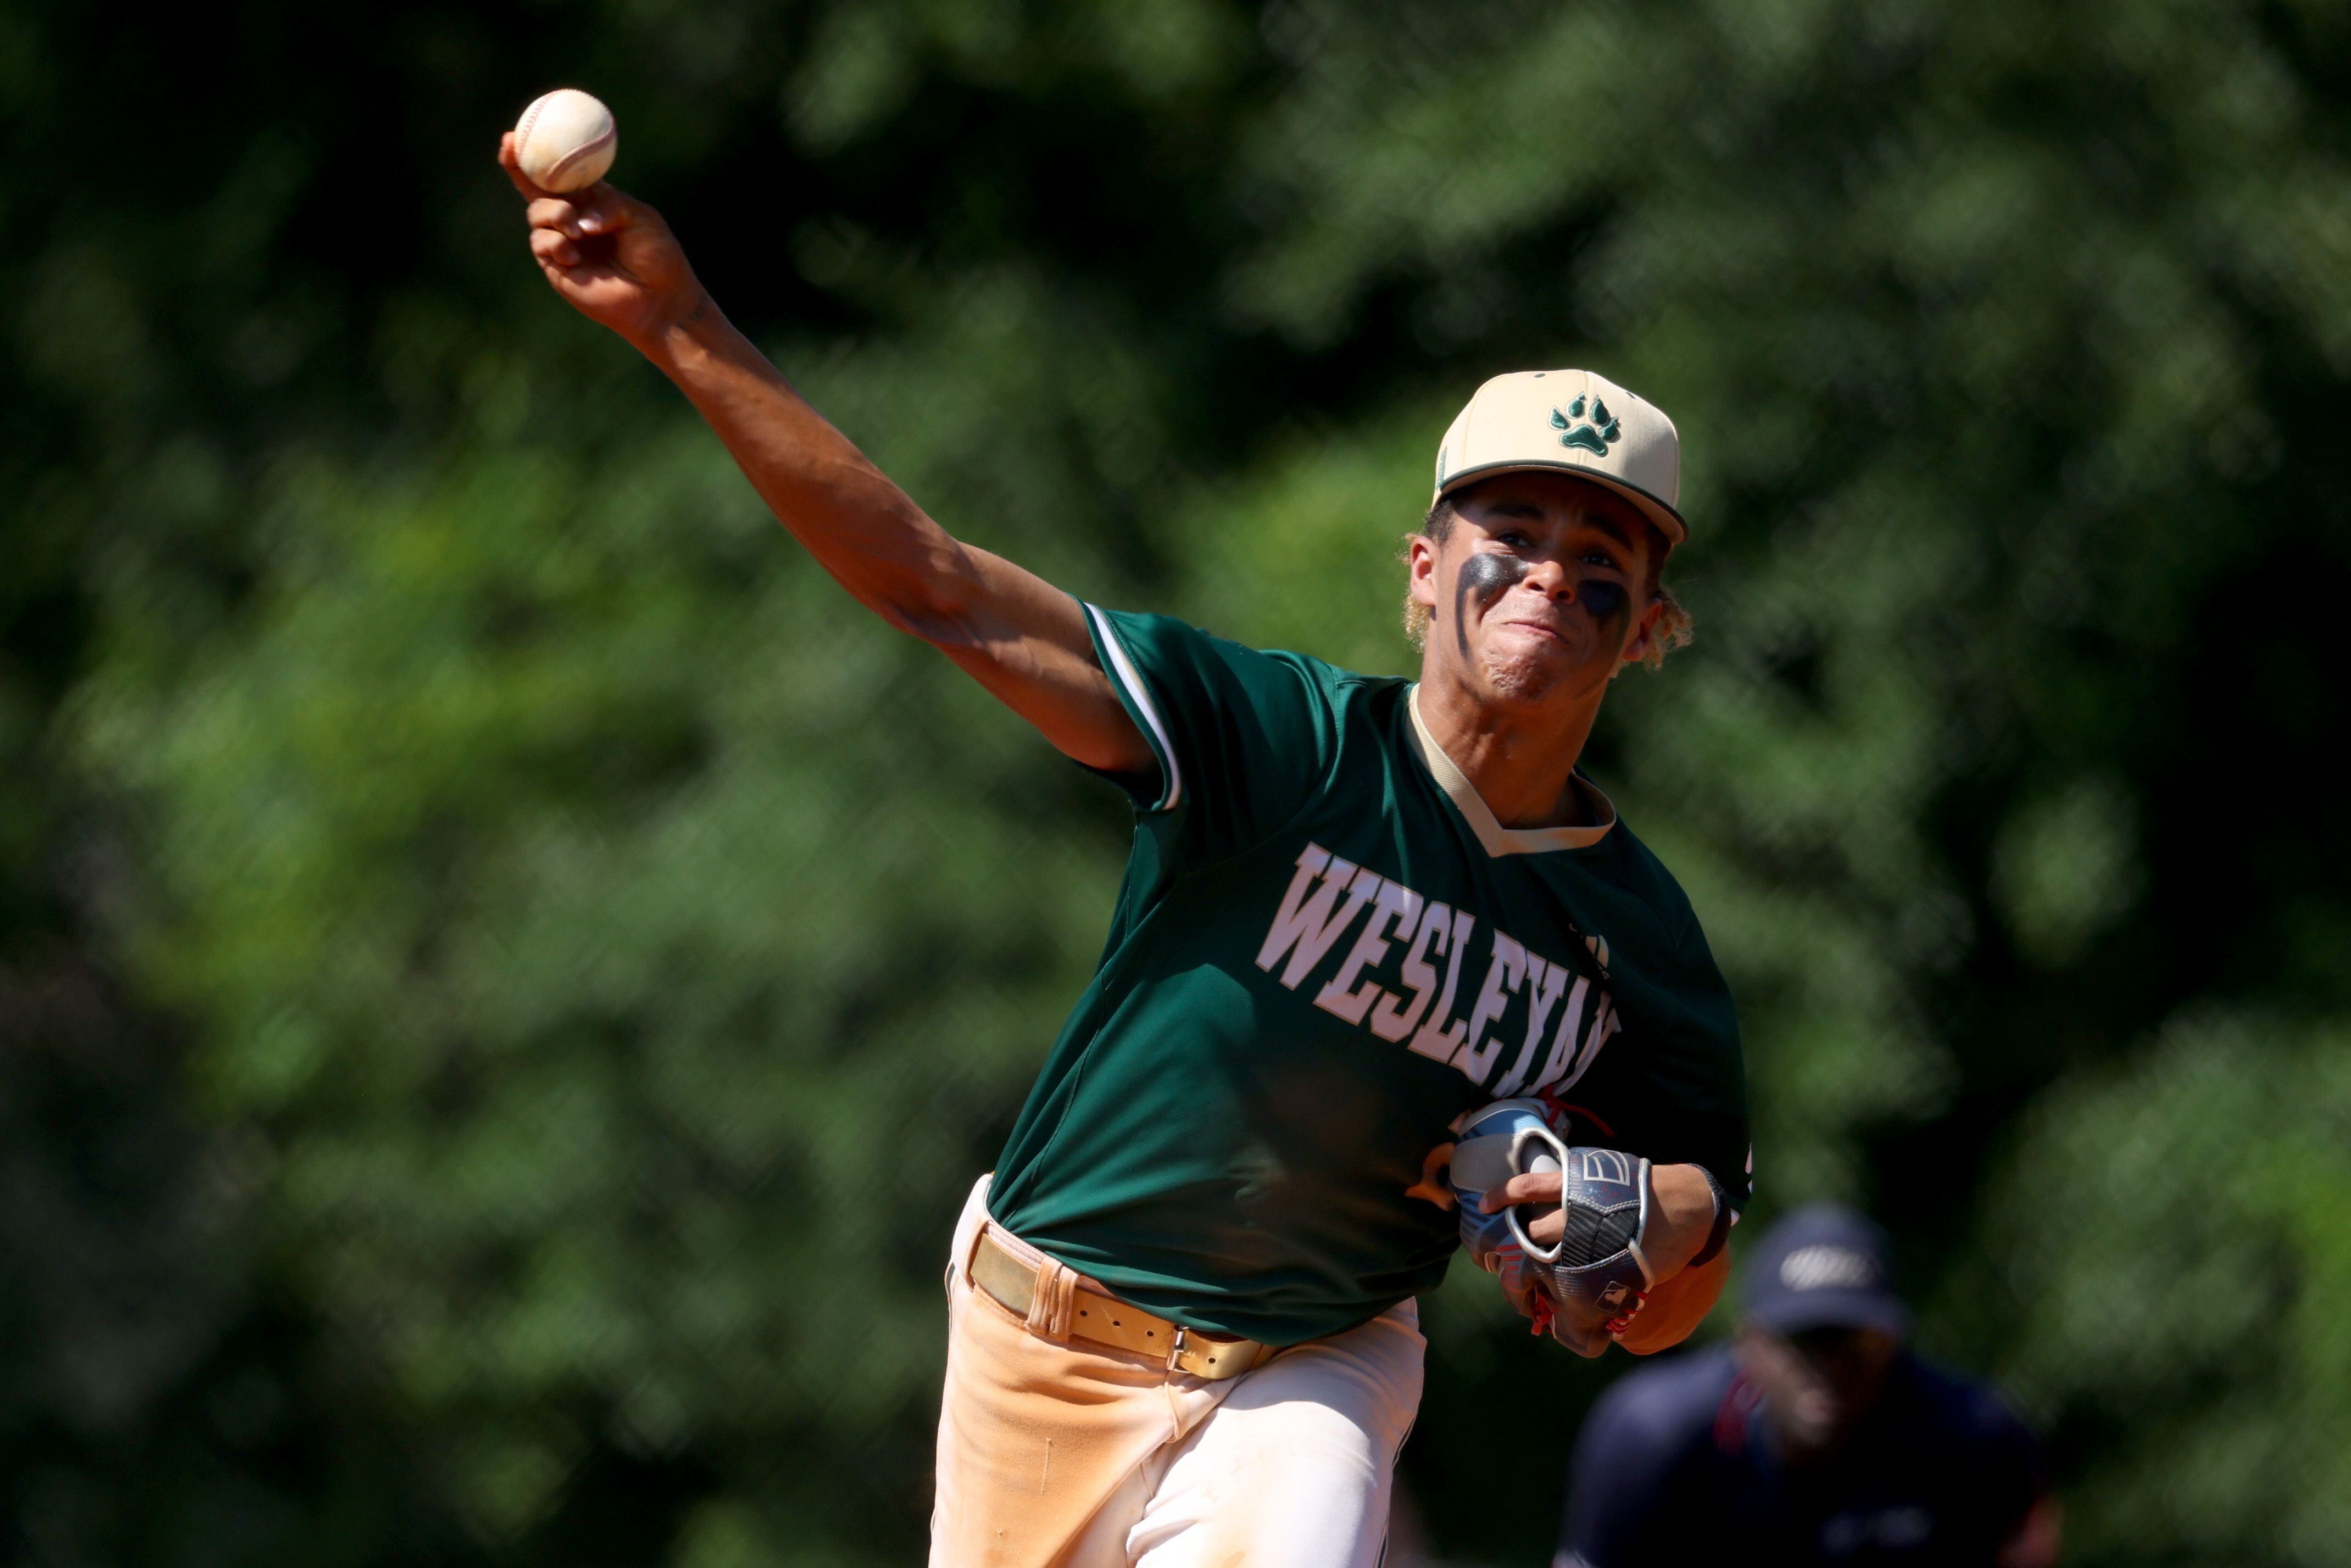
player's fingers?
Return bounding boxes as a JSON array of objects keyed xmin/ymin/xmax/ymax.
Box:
[
  {"xmin": 569, "ymin": 186, "xmax": 619, "ymax": 237},
  {"xmin": 498, "ymin": 133, "xmax": 554, "ymax": 201},
  {"xmin": 1524, "ymin": 1207, "xmax": 1567, "ymax": 1247},
  {"xmin": 530, "ymin": 226, "xmax": 580, "ymax": 268},
  {"xmin": 526, "ymin": 196, "xmax": 584, "ymax": 237},
  {"xmin": 1480, "ymin": 1170, "xmax": 1565, "ymax": 1212},
  {"xmin": 567, "ymin": 182, "xmax": 658, "ymax": 239}
]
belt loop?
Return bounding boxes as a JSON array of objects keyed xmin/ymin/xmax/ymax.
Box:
[
  {"xmin": 951, "ymin": 1219, "xmax": 980, "ymax": 1298},
  {"xmin": 1027, "ymin": 1252, "xmax": 1077, "ymax": 1342},
  {"xmin": 1166, "ymin": 1325, "xmax": 1188, "ymax": 1372}
]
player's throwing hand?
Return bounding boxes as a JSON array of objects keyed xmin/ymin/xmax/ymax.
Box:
[{"xmin": 498, "ymin": 134, "xmax": 706, "ymax": 352}]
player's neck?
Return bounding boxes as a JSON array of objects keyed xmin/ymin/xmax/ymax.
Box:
[{"xmin": 1413, "ymin": 666, "xmax": 1606, "ymax": 830}]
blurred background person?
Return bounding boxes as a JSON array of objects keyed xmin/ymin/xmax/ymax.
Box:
[{"xmin": 1555, "ymin": 1205, "xmax": 2060, "ymax": 1567}]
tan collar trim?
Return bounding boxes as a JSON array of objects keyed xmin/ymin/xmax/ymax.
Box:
[{"xmin": 1405, "ymin": 685, "xmax": 1617, "ymax": 856}]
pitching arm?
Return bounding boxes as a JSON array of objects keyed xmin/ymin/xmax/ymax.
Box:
[{"xmin": 499, "ymin": 140, "xmax": 1152, "ymax": 778}]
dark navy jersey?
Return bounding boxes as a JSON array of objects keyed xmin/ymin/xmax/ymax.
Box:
[{"xmin": 1559, "ymin": 1347, "xmax": 2046, "ymax": 1567}]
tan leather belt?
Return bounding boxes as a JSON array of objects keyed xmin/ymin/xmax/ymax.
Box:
[{"xmin": 970, "ymin": 1228, "xmax": 1278, "ymax": 1381}]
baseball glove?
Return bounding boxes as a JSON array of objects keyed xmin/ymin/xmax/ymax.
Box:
[{"xmin": 1447, "ymin": 1098, "xmax": 1656, "ymax": 1357}]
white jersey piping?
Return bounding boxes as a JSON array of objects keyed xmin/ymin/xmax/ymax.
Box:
[{"xmin": 1085, "ymin": 604, "xmax": 1183, "ymax": 813}]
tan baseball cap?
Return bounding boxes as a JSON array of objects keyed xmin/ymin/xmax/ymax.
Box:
[{"xmin": 1431, "ymin": 369, "xmax": 1686, "ymax": 545}]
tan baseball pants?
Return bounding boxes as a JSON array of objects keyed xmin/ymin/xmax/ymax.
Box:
[{"xmin": 929, "ymin": 1176, "xmax": 1424, "ymax": 1568}]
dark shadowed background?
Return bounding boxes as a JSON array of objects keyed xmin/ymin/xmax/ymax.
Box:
[{"xmin": 5, "ymin": 1, "xmax": 2350, "ymax": 1563}]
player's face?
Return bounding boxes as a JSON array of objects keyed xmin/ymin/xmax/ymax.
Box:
[
  {"xmin": 1411, "ymin": 474, "xmax": 1662, "ymax": 706},
  {"xmin": 1736, "ymin": 1325, "xmax": 1901, "ymax": 1461}
]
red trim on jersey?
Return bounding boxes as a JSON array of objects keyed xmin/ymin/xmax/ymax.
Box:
[{"xmin": 1539, "ymin": 1091, "xmax": 1617, "ymax": 1140}]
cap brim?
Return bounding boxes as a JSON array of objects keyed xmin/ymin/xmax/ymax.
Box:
[
  {"xmin": 1747, "ymin": 1288, "xmax": 1912, "ymax": 1340},
  {"xmin": 1438, "ymin": 461, "xmax": 1687, "ymax": 547}
]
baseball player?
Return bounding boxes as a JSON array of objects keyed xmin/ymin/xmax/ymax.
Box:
[
  {"xmin": 503, "ymin": 143, "xmax": 1750, "ymax": 1567},
  {"xmin": 1556, "ymin": 1204, "xmax": 2060, "ymax": 1567}
]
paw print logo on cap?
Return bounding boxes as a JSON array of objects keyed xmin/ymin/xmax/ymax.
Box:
[{"xmin": 1550, "ymin": 393, "xmax": 1622, "ymax": 456}]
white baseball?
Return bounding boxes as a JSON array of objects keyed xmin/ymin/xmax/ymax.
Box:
[{"xmin": 513, "ymin": 88, "xmax": 616, "ymax": 193}]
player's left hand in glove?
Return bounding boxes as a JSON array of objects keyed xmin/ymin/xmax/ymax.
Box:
[{"xmin": 1447, "ymin": 1099, "xmax": 1656, "ymax": 1356}]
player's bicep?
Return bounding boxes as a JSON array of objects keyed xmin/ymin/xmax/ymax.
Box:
[{"xmin": 901, "ymin": 545, "xmax": 1152, "ymax": 777}]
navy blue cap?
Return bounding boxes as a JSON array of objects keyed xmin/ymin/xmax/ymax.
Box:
[{"xmin": 1741, "ymin": 1203, "xmax": 1910, "ymax": 1338}]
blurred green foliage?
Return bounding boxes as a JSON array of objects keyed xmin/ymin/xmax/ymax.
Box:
[{"xmin": 4, "ymin": 0, "xmax": 2349, "ymax": 1564}]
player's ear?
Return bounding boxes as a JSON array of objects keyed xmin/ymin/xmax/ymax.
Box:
[
  {"xmin": 1406, "ymin": 533, "xmax": 1442, "ymax": 612},
  {"xmin": 1615, "ymin": 596, "xmax": 1664, "ymax": 674}
]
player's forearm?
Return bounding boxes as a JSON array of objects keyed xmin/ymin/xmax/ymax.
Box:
[
  {"xmin": 644, "ymin": 302, "xmax": 987, "ymax": 636},
  {"xmin": 1611, "ymin": 1164, "xmax": 1727, "ymax": 1354},
  {"xmin": 640, "ymin": 300, "xmax": 1151, "ymax": 773},
  {"xmin": 502, "ymin": 149, "xmax": 1149, "ymax": 771},
  {"xmin": 1644, "ymin": 1163, "xmax": 1721, "ymax": 1279}
]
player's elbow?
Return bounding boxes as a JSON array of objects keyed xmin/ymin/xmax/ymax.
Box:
[
  {"xmin": 855, "ymin": 530, "xmax": 991, "ymax": 649},
  {"xmin": 872, "ymin": 583, "xmax": 971, "ymax": 645}
]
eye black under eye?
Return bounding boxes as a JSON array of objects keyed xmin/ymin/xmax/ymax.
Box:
[{"xmin": 1576, "ymin": 578, "xmax": 1628, "ymax": 616}]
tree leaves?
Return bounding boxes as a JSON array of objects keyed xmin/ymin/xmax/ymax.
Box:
[{"xmin": 9, "ymin": 1, "xmax": 2349, "ymax": 1563}]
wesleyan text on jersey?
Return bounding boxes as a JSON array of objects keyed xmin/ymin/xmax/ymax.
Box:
[{"xmin": 1257, "ymin": 842, "xmax": 1622, "ymax": 1101}]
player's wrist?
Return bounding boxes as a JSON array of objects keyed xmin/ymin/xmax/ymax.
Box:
[
  {"xmin": 1645, "ymin": 1163, "xmax": 1720, "ymax": 1277},
  {"xmin": 639, "ymin": 287, "xmax": 729, "ymax": 371}
]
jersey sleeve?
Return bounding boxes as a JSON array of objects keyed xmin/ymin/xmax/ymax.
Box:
[
  {"xmin": 1655, "ymin": 912, "xmax": 1753, "ymax": 1217},
  {"xmin": 1574, "ymin": 898, "xmax": 1752, "ymax": 1220},
  {"xmin": 1079, "ymin": 605, "xmax": 1340, "ymax": 864}
]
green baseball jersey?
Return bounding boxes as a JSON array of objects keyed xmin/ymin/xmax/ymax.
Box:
[{"xmin": 987, "ymin": 608, "xmax": 1750, "ymax": 1347}]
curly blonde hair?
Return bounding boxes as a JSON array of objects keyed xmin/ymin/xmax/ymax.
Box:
[{"xmin": 1401, "ymin": 499, "xmax": 1692, "ymax": 670}]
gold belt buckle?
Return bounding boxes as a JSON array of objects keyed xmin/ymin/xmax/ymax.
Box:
[{"xmin": 1166, "ymin": 1324, "xmax": 1188, "ymax": 1372}]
